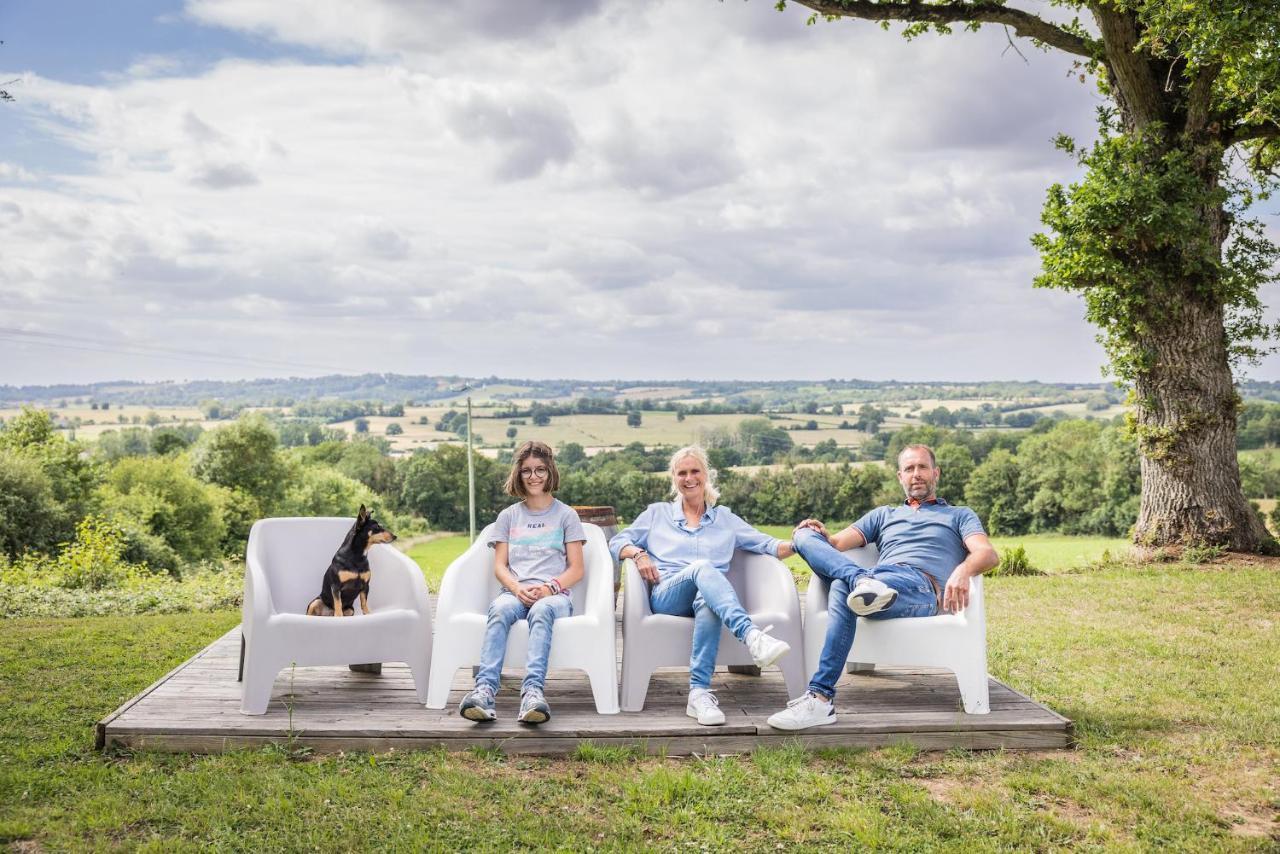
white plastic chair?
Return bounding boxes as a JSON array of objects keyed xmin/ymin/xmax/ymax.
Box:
[
  {"xmin": 240, "ymin": 517, "xmax": 433, "ymax": 715},
  {"xmin": 425, "ymin": 522, "xmax": 619, "ymax": 714},
  {"xmin": 620, "ymin": 551, "xmax": 807, "ymax": 712},
  {"xmin": 802, "ymin": 544, "xmax": 990, "ymax": 714}
]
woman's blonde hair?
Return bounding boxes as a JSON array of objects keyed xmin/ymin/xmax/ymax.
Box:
[{"xmin": 668, "ymin": 445, "xmax": 720, "ymax": 506}]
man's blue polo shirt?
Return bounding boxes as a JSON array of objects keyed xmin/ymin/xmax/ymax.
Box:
[{"xmin": 852, "ymin": 498, "xmax": 985, "ymax": 586}]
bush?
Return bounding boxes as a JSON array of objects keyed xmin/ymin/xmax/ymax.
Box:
[
  {"xmin": 994, "ymin": 545, "xmax": 1043, "ymax": 576},
  {"xmin": 99, "ymin": 456, "xmax": 227, "ymax": 564},
  {"xmin": 0, "ymin": 450, "xmax": 69, "ymax": 559},
  {"xmin": 0, "ymin": 517, "xmax": 152, "ymax": 592}
]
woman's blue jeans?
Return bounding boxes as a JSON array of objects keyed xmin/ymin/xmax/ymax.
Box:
[
  {"xmin": 475, "ymin": 591, "xmax": 572, "ymax": 694},
  {"xmin": 649, "ymin": 560, "xmax": 755, "ymax": 690},
  {"xmin": 793, "ymin": 528, "xmax": 938, "ymax": 701}
]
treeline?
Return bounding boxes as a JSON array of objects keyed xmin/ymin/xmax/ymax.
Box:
[{"xmin": 6, "ymin": 405, "xmax": 1277, "ymax": 583}]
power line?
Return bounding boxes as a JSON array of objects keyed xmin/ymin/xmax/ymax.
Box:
[{"xmin": 0, "ymin": 326, "xmax": 350, "ymax": 374}]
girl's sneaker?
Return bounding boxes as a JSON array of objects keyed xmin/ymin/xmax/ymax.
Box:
[
  {"xmin": 686, "ymin": 688, "xmax": 726, "ymax": 726},
  {"xmin": 517, "ymin": 688, "xmax": 551, "ymax": 724},
  {"xmin": 459, "ymin": 684, "xmax": 497, "ymax": 722}
]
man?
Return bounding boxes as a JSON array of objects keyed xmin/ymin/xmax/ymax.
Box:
[{"xmin": 767, "ymin": 443, "xmax": 999, "ymax": 730}]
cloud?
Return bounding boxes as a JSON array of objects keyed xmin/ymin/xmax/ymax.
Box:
[
  {"xmin": 445, "ymin": 86, "xmax": 579, "ymax": 181},
  {"xmin": 4, "ymin": 0, "xmax": 1233, "ymax": 385}
]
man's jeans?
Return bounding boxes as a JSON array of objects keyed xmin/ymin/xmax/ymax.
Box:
[
  {"xmin": 793, "ymin": 528, "xmax": 938, "ymax": 701},
  {"xmin": 649, "ymin": 560, "xmax": 755, "ymax": 690},
  {"xmin": 475, "ymin": 591, "xmax": 572, "ymax": 694}
]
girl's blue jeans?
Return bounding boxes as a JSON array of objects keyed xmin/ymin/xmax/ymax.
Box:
[{"xmin": 474, "ymin": 591, "xmax": 572, "ymax": 694}]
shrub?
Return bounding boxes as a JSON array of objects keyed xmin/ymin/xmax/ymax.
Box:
[
  {"xmin": 994, "ymin": 545, "xmax": 1043, "ymax": 576},
  {"xmin": 0, "ymin": 516, "xmax": 152, "ymax": 592}
]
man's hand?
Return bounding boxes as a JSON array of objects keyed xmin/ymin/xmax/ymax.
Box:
[
  {"xmin": 516, "ymin": 583, "xmax": 544, "ymax": 606},
  {"xmin": 942, "ymin": 570, "xmax": 971, "ymax": 613},
  {"xmin": 634, "ymin": 553, "xmax": 660, "ymax": 584},
  {"xmin": 793, "ymin": 518, "xmax": 828, "ymax": 538}
]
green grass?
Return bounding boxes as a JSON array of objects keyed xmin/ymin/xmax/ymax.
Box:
[
  {"xmin": 403, "ymin": 535, "xmax": 471, "ymax": 591},
  {"xmin": 2, "ymin": 560, "xmax": 1277, "ymax": 849},
  {"xmin": 988, "ymin": 534, "xmax": 1130, "ymax": 573}
]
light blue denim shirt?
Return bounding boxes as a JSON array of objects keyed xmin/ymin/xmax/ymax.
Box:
[{"xmin": 608, "ymin": 500, "xmax": 780, "ymax": 575}]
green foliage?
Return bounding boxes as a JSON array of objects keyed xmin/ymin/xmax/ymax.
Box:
[
  {"xmin": 280, "ymin": 466, "xmax": 380, "ymax": 518},
  {"xmin": 0, "ymin": 449, "xmax": 69, "ymax": 558},
  {"xmin": 716, "ymin": 464, "xmax": 892, "ymax": 526},
  {"xmin": 965, "ymin": 449, "xmax": 1030, "ymax": 536},
  {"xmin": 398, "ymin": 445, "xmax": 506, "ymax": 530},
  {"xmin": 98, "ymin": 456, "xmax": 227, "ymax": 564},
  {"xmin": 993, "ymin": 545, "xmax": 1043, "ymax": 577},
  {"xmin": 0, "ymin": 516, "xmax": 150, "ymax": 592},
  {"xmin": 934, "ymin": 442, "xmax": 974, "ymax": 504},
  {"xmin": 0, "ymin": 406, "xmax": 97, "ymax": 546},
  {"xmin": 190, "ymin": 416, "xmax": 289, "ymax": 511},
  {"xmin": 1034, "ymin": 127, "xmax": 1279, "ymax": 380}
]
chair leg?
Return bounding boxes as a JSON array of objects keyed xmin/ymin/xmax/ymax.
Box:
[
  {"xmin": 240, "ymin": 655, "xmax": 280, "ymax": 715},
  {"xmin": 620, "ymin": 657, "xmax": 654, "ymax": 713},
  {"xmin": 727, "ymin": 665, "xmax": 761, "ymax": 676},
  {"xmin": 426, "ymin": 654, "xmax": 460, "ymax": 709},
  {"xmin": 407, "ymin": 651, "xmax": 432, "ymax": 706},
  {"xmin": 846, "ymin": 661, "xmax": 876, "ymax": 673},
  {"xmin": 586, "ymin": 649, "xmax": 620, "ymax": 715},
  {"xmin": 348, "ymin": 663, "xmax": 382, "ymax": 674},
  {"xmin": 953, "ymin": 662, "xmax": 990, "ymax": 714},
  {"xmin": 238, "ymin": 632, "xmax": 245, "ymax": 682}
]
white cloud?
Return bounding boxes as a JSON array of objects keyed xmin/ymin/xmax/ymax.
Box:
[{"xmin": 7, "ymin": 0, "xmax": 1262, "ymax": 385}]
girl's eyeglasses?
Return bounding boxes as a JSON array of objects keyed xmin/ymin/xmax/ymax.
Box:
[{"xmin": 520, "ymin": 466, "xmax": 549, "ymax": 479}]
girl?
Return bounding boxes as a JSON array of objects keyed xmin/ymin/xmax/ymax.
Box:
[{"xmin": 459, "ymin": 440, "xmax": 585, "ymax": 724}]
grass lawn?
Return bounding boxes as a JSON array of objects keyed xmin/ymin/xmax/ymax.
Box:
[
  {"xmin": 403, "ymin": 535, "xmax": 473, "ymax": 591},
  {"xmin": 2, "ymin": 558, "xmax": 1277, "ymax": 850}
]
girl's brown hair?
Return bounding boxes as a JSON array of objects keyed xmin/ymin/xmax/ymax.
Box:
[{"xmin": 504, "ymin": 440, "xmax": 560, "ymax": 498}]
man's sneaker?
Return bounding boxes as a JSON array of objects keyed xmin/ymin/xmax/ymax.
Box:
[
  {"xmin": 517, "ymin": 688, "xmax": 551, "ymax": 725},
  {"xmin": 846, "ymin": 576, "xmax": 897, "ymax": 616},
  {"xmin": 767, "ymin": 692, "xmax": 836, "ymax": 731},
  {"xmin": 745, "ymin": 624, "xmax": 791, "ymax": 669},
  {"xmin": 458, "ymin": 684, "xmax": 496, "ymax": 722},
  {"xmin": 686, "ymin": 688, "xmax": 726, "ymax": 726}
]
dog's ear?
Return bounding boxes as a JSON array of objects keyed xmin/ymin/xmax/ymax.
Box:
[{"xmin": 357, "ymin": 504, "xmax": 369, "ymax": 523}]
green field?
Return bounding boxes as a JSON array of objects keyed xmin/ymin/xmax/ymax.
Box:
[
  {"xmin": 404, "ymin": 535, "xmax": 473, "ymax": 591},
  {"xmin": 3, "ymin": 560, "xmax": 1276, "ymax": 849}
]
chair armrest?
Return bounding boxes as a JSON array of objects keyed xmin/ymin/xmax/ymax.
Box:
[
  {"xmin": 739, "ymin": 553, "xmax": 798, "ymax": 614},
  {"xmin": 580, "ymin": 524, "xmax": 614, "ymax": 620},
  {"xmin": 243, "ymin": 523, "xmax": 275, "ymax": 629},
  {"xmin": 804, "ymin": 570, "xmax": 830, "ymax": 616},
  {"xmin": 436, "ymin": 527, "xmax": 499, "ymax": 620},
  {"xmin": 622, "ymin": 558, "xmax": 652, "ymax": 624},
  {"xmin": 368, "ymin": 545, "xmax": 430, "ymax": 613}
]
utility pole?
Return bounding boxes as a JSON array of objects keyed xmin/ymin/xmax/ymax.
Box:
[{"xmin": 466, "ymin": 394, "xmax": 476, "ymax": 542}]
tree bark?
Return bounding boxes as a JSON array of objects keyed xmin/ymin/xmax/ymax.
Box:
[{"xmin": 1132, "ymin": 293, "xmax": 1269, "ymax": 549}]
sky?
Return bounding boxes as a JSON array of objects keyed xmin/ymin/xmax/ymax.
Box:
[{"xmin": 1, "ymin": 0, "xmax": 1277, "ymax": 387}]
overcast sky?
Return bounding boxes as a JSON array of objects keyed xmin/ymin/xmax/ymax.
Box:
[{"xmin": 2, "ymin": 0, "xmax": 1277, "ymax": 387}]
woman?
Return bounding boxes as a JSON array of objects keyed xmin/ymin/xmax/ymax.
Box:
[{"xmin": 609, "ymin": 445, "xmax": 796, "ymax": 725}]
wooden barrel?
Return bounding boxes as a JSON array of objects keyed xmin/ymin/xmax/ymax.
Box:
[{"xmin": 572, "ymin": 505, "xmax": 621, "ymax": 591}]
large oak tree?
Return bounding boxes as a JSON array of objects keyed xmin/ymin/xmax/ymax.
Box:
[{"xmin": 778, "ymin": 0, "xmax": 1280, "ymax": 550}]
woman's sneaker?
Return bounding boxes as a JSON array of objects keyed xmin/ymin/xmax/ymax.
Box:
[
  {"xmin": 745, "ymin": 625, "xmax": 791, "ymax": 669},
  {"xmin": 458, "ymin": 684, "xmax": 497, "ymax": 722},
  {"xmin": 767, "ymin": 692, "xmax": 836, "ymax": 730},
  {"xmin": 846, "ymin": 577, "xmax": 897, "ymax": 616},
  {"xmin": 517, "ymin": 688, "xmax": 551, "ymax": 724},
  {"xmin": 686, "ymin": 688, "xmax": 726, "ymax": 726}
]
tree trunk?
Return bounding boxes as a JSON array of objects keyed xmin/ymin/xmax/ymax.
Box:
[{"xmin": 1131, "ymin": 294, "xmax": 1268, "ymax": 550}]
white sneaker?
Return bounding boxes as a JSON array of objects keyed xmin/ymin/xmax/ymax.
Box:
[
  {"xmin": 745, "ymin": 625, "xmax": 791, "ymax": 669},
  {"xmin": 846, "ymin": 576, "xmax": 898, "ymax": 616},
  {"xmin": 686, "ymin": 688, "xmax": 726, "ymax": 726},
  {"xmin": 767, "ymin": 692, "xmax": 836, "ymax": 731}
]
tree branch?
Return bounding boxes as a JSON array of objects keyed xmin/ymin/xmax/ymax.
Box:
[
  {"xmin": 1226, "ymin": 123, "xmax": 1280, "ymax": 146},
  {"xmin": 791, "ymin": 1, "xmax": 1099, "ymax": 59}
]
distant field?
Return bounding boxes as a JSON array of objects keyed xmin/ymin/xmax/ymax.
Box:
[
  {"xmin": 1238, "ymin": 447, "xmax": 1278, "ymax": 463},
  {"xmin": 0, "ymin": 404, "xmax": 212, "ymax": 440}
]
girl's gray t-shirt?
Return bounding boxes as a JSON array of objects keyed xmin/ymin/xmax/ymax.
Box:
[{"xmin": 487, "ymin": 498, "xmax": 586, "ymax": 585}]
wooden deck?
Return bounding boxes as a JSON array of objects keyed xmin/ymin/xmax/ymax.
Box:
[{"xmin": 98, "ymin": 627, "xmax": 1072, "ymax": 756}]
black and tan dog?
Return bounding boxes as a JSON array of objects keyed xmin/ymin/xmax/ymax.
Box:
[{"xmin": 306, "ymin": 505, "xmax": 397, "ymax": 617}]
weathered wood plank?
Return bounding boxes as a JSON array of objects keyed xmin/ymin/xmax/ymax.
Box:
[{"xmin": 100, "ymin": 624, "xmax": 1073, "ymax": 755}]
